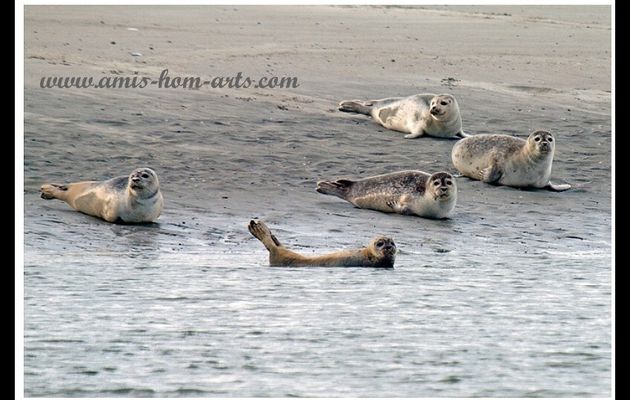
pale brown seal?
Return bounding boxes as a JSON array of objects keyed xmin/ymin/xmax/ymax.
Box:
[
  {"xmin": 40, "ymin": 167, "xmax": 164, "ymax": 223},
  {"xmin": 248, "ymin": 220, "xmax": 396, "ymax": 268}
]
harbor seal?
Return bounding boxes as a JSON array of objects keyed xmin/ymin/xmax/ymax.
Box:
[
  {"xmin": 248, "ymin": 220, "xmax": 396, "ymax": 268},
  {"xmin": 317, "ymin": 170, "xmax": 457, "ymax": 219},
  {"xmin": 451, "ymin": 130, "xmax": 571, "ymax": 191},
  {"xmin": 338, "ymin": 93, "xmax": 468, "ymax": 139},
  {"xmin": 40, "ymin": 167, "xmax": 164, "ymax": 223}
]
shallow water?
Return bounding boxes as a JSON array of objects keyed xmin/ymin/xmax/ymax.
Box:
[{"xmin": 24, "ymin": 209, "xmax": 611, "ymax": 397}]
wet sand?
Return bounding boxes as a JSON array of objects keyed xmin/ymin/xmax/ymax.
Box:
[{"xmin": 25, "ymin": 5, "xmax": 611, "ymax": 258}]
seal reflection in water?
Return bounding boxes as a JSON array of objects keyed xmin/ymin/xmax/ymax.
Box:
[
  {"xmin": 40, "ymin": 167, "xmax": 164, "ymax": 223},
  {"xmin": 317, "ymin": 170, "xmax": 457, "ymax": 219},
  {"xmin": 338, "ymin": 93, "xmax": 468, "ymax": 139},
  {"xmin": 248, "ymin": 220, "xmax": 396, "ymax": 268},
  {"xmin": 451, "ymin": 130, "xmax": 571, "ymax": 191}
]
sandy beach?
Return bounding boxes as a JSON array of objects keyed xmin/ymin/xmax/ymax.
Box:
[
  {"xmin": 23, "ymin": 6, "xmax": 612, "ymax": 397},
  {"xmin": 24, "ymin": 5, "xmax": 612, "ymax": 252}
]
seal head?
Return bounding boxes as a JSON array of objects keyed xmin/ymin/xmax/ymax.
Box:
[
  {"xmin": 128, "ymin": 167, "xmax": 160, "ymax": 199},
  {"xmin": 429, "ymin": 94, "xmax": 457, "ymax": 120},
  {"xmin": 426, "ymin": 172, "xmax": 456, "ymax": 201},
  {"xmin": 370, "ymin": 236, "xmax": 397, "ymax": 258},
  {"xmin": 526, "ymin": 130, "xmax": 555, "ymax": 159}
]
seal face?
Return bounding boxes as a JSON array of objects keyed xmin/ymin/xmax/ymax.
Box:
[
  {"xmin": 40, "ymin": 167, "xmax": 164, "ymax": 223},
  {"xmin": 338, "ymin": 93, "xmax": 469, "ymax": 139},
  {"xmin": 368, "ymin": 236, "xmax": 397, "ymax": 267},
  {"xmin": 451, "ymin": 130, "xmax": 571, "ymax": 191},
  {"xmin": 316, "ymin": 170, "xmax": 457, "ymax": 219},
  {"xmin": 248, "ymin": 220, "xmax": 396, "ymax": 268}
]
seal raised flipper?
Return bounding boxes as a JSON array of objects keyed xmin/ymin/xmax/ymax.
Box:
[{"xmin": 248, "ymin": 220, "xmax": 283, "ymax": 251}]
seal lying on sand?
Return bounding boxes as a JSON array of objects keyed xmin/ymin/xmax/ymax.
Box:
[
  {"xmin": 40, "ymin": 167, "xmax": 164, "ymax": 223},
  {"xmin": 248, "ymin": 220, "xmax": 396, "ymax": 268},
  {"xmin": 338, "ymin": 93, "xmax": 468, "ymax": 139},
  {"xmin": 317, "ymin": 170, "xmax": 457, "ymax": 219},
  {"xmin": 451, "ymin": 130, "xmax": 571, "ymax": 191}
]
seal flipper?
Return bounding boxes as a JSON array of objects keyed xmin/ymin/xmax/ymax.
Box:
[
  {"xmin": 404, "ymin": 130, "xmax": 425, "ymax": 139},
  {"xmin": 479, "ymin": 163, "xmax": 502, "ymax": 184},
  {"xmin": 456, "ymin": 130, "xmax": 471, "ymax": 139},
  {"xmin": 40, "ymin": 183, "xmax": 68, "ymax": 200},
  {"xmin": 386, "ymin": 198, "xmax": 413, "ymax": 215},
  {"xmin": 545, "ymin": 182, "xmax": 571, "ymax": 192},
  {"xmin": 338, "ymin": 100, "xmax": 373, "ymax": 115},
  {"xmin": 316, "ymin": 179, "xmax": 354, "ymax": 199},
  {"xmin": 248, "ymin": 220, "xmax": 282, "ymax": 251}
]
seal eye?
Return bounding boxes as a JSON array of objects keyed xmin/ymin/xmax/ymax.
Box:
[
  {"xmin": 433, "ymin": 180, "xmax": 441, "ymax": 186},
  {"xmin": 376, "ymin": 240, "xmax": 384, "ymax": 247},
  {"xmin": 141, "ymin": 173, "xmax": 150, "ymax": 179},
  {"xmin": 534, "ymin": 137, "xmax": 541, "ymax": 142},
  {"xmin": 445, "ymin": 180, "xmax": 452, "ymax": 186},
  {"xmin": 440, "ymin": 101, "xmax": 448, "ymax": 106},
  {"xmin": 547, "ymin": 137, "xmax": 553, "ymax": 142}
]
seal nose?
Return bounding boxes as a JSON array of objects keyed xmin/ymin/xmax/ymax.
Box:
[
  {"xmin": 430, "ymin": 106, "xmax": 438, "ymax": 114},
  {"xmin": 131, "ymin": 176, "xmax": 141, "ymax": 183}
]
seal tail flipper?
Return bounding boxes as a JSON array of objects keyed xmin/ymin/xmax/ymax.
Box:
[
  {"xmin": 248, "ymin": 220, "xmax": 282, "ymax": 251},
  {"xmin": 546, "ymin": 182, "xmax": 571, "ymax": 192},
  {"xmin": 40, "ymin": 183, "xmax": 68, "ymax": 200},
  {"xmin": 456, "ymin": 130, "xmax": 471, "ymax": 139},
  {"xmin": 316, "ymin": 179, "xmax": 354, "ymax": 199},
  {"xmin": 338, "ymin": 100, "xmax": 373, "ymax": 115}
]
